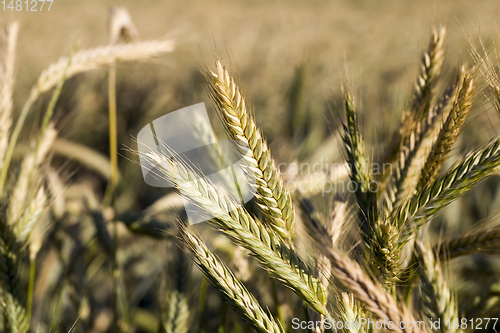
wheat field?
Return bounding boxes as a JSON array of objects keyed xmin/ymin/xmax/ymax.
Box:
[{"xmin": 2, "ymin": 1, "xmax": 500, "ymax": 333}]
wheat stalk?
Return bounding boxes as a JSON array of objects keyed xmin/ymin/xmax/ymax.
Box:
[
  {"xmin": 380, "ymin": 26, "xmax": 446, "ymax": 187},
  {"xmin": 340, "ymin": 87, "xmax": 404, "ymax": 285},
  {"xmin": 143, "ymin": 150, "xmax": 327, "ymax": 315},
  {"xmin": 415, "ymin": 238, "xmax": 458, "ymax": 333},
  {"xmin": 108, "ymin": 7, "xmax": 139, "ymax": 44},
  {"xmin": 181, "ymin": 229, "xmax": 285, "ymax": 333},
  {"xmin": 208, "ymin": 61, "xmax": 296, "ymax": 245},
  {"xmin": 338, "ymin": 293, "xmax": 364, "ymax": 333}
]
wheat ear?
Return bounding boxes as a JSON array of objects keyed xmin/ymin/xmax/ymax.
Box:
[
  {"xmin": 208, "ymin": 61, "xmax": 295, "ymax": 245},
  {"xmin": 417, "ymin": 67, "xmax": 475, "ymax": 189},
  {"xmin": 323, "ymin": 245, "xmax": 423, "ymax": 333},
  {"xmin": 340, "ymin": 87, "xmax": 404, "ymax": 284},
  {"xmin": 415, "ymin": 238, "xmax": 458, "ymax": 333},
  {"xmin": 181, "ymin": 229, "xmax": 284, "ymax": 333},
  {"xmin": 302, "ymin": 198, "xmax": 347, "ymax": 333},
  {"xmin": 438, "ymin": 226, "xmax": 500, "ymax": 260},
  {"xmin": 342, "ymin": 87, "xmax": 377, "ymax": 231},
  {"xmin": 380, "ymin": 26, "xmax": 446, "ymax": 186},
  {"xmin": 0, "ymin": 39, "xmax": 175, "ymax": 193},
  {"xmin": 382, "ymin": 82, "xmax": 458, "ymax": 213},
  {"xmin": 144, "ymin": 151, "xmax": 327, "ymax": 315},
  {"xmin": 7, "ymin": 124, "xmax": 56, "ymax": 230},
  {"xmin": 0, "ymin": 217, "xmax": 29, "ymax": 333},
  {"xmin": 393, "ymin": 137, "xmax": 500, "ymax": 239},
  {"xmin": 0, "ymin": 22, "xmax": 19, "ymax": 171}
]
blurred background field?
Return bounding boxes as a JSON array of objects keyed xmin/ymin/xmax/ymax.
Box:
[{"xmin": 2, "ymin": 0, "xmax": 500, "ymax": 332}]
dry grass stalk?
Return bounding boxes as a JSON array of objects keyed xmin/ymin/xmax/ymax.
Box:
[
  {"xmin": 319, "ymin": 199, "xmax": 347, "ymax": 289},
  {"xmin": 0, "ymin": 22, "xmax": 19, "ymax": 170},
  {"xmin": 181, "ymin": 229, "xmax": 284, "ymax": 333},
  {"xmin": 417, "ymin": 68, "xmax": 475, "ymax": 189},
  {"xmin": 143, "ymin": 150, "xmax": 327, "ymax": 315},
  {"xmin": 415, "ymin": 238, "xmax": 458, "ymax": 333},
  {"xmin": 382, "ymin": 82, "xmax": 458, "ymax": 212},
  {"xmin": 208, "ymin": 61, "xmax": 296, "ymax": 245},
  {"xmin": 306, "ymin": 199, "xmax": 347, "ymax": 333}
]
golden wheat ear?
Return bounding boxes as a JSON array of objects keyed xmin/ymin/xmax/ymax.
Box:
[
  {"xmin": 416, "ymin": 67, "xmax": 476, "ymax": 190},
  {"xmin": 206, "ymin": 61, "xmax": 296, "ymax": 246},
  {"xmin": 379, "ymin": 26, "xmax": 446, "ymax": 190}
]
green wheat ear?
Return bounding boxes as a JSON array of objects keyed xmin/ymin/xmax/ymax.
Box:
[
  {"xmin": 181, "ymin": 228, "xmax": 285, "ymax": 333},
  {"xmin": 394, "ymin": 137, "xmax": 500, "ymax": 239},
  {"xmin": 416, "ymin": 236, "xmax": 459, "ymax": 333},
  {"xmin": 380, "ymin": 26, "xmax": 446, "ymax": 190},
  {"xmin": 417, "ymin": 67, "xmax": 475, "ymax": 190}
]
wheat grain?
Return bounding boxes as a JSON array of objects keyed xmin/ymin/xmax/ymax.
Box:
[
  {"xmin": 8, "ymin": 124, "xmax": 56, "ymax": 227},
  {"xmin": 342, "ymin": 87, "xmax": 377, "ymax": 229},
  {"xmin": 0, "ymin": 217, "xmax": 29, "ymax": 333},
  {"xmin": 36, "ymin": 40, "xmax": 174, "ymax": 96},
  {"xmin": 383, "ymin": 82, "xmax": 458, "ymax": 212}
]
